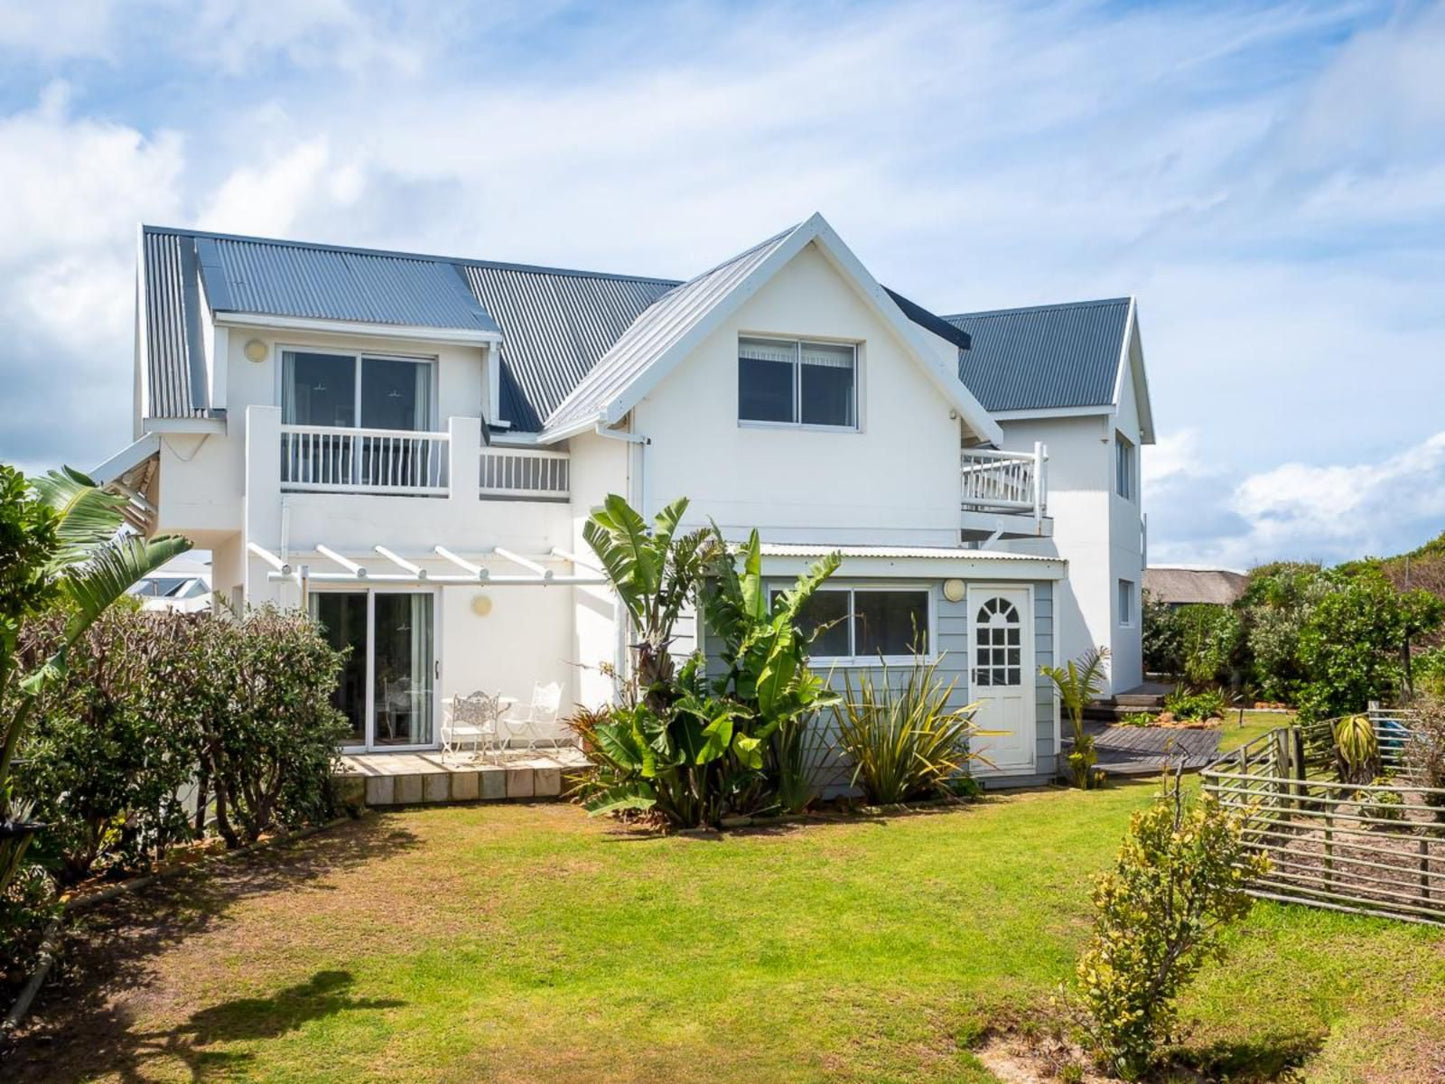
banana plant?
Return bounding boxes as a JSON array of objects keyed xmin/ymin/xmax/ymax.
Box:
[
  {"xmin": 0, "ymin": 465, "xmax": 190, "ymax": 892},
  {"xmin": 701, "ymin": 529, "xmax": 841, "ymax": 809},
  {"xmin": 1041, "ymin": 646, "xmax": 1111, "ymax": 789},
  {"xmin": 582, "ymin": 495, "xmax": 714, "ymax": 708}
]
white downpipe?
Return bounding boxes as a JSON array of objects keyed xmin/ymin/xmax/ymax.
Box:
[
  {"xmin": 591, "ymin": 420, "xmax": 647, "ymax": 695},
  {"xmin": 593, "ymin": 420, "xmax": 649, "ymax": 517}
]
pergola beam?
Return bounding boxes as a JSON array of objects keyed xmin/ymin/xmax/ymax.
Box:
[
  {"xmin": 375, "ymin": 545, "xmax": 426, "ymax": 579},
  {"xmin": 316, "ymin": 544, "xmax": 366, "ymax": 578},
  {"xmin": 493, "ymin": 546, "xmax": 552, "ymax": 580}
]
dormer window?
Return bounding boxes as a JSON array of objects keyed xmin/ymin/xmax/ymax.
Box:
[{"xmin": 738, "ymin": 336, "xmax": 856, "ymax": 429}]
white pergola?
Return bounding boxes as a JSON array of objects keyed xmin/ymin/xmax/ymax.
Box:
[{"xmin": 248, "ymin": 541, "xmax": 608, "ymax": 601}]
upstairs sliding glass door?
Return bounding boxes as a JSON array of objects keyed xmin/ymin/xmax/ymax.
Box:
[
  {"xmin": 281, "ymin": 350, "xmax": 440, "ymax": 492},
  {"xmin": 309, "ymin": 590, "xmax": 436, "ymax": 751}
]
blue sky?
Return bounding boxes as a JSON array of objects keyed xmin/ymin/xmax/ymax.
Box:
[{"xmin": 0, "ymin": 0, "xmax": 1441, "ymax": 567}]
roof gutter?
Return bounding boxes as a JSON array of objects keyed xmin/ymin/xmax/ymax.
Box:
[{"xmin": 214, "ymin": 312, "xmax": 502, "ymax": 347}]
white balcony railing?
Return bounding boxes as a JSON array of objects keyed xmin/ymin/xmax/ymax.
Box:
[
  {"xmin": 961, "ymin": 443, "xmax": 1047, "ymax": 522},
  {"xmin": 480, "ymin": 447, "xmax": 570, "ymax": 499},
  {"xmin": 280, "ymin": 425, "xmax": 450, "ymax": 496}
]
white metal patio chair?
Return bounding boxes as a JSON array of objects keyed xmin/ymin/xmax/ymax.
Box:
[
  {"xmin": 442, "ymin": 690, "xmax": 503, "ymax": 762},
  {"xmin": 499, "ymin": 681, "xmax": 563, "ymax": 753}
]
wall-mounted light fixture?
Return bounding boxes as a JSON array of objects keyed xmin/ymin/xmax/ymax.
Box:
[{"xmin": 243, "ymin": 339, "xmax": 269, "ymax": 363}]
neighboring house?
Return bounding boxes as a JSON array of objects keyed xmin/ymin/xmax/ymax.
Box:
[
  {"xmin": 128, "ymin": 554, "xmax": 212, "ymax": 612},
  {"xmin": 94, "ymin": 213, "xmax": 1155, "ymax": 786},
  {"xmin": 1143, "ymin": 566, "xmax": 1248, "ymax": 609}
]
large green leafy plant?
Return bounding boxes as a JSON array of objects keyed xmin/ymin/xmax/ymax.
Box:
[
  {"xmin": 1074, "ymin": 780, "xmax": 1267, "ymax": 1079},
  {"xmin": 1041, "ymin": 646, "xmax": 1109, "ymax": 789},
  {"xmin": 831, "ymin": 652, "xmax": 983, "ymax": 805},
  {"xmin": 0, "ymin": 465, "xmax": 189, "ymax": 893},
  {"xmin": 700, "ymin": 529, "xmax": 840, "ymax": 813}
]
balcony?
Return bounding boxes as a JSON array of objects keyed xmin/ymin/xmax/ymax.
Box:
[
  {"xmin": 277, "ymin": 422, "xmax": 571, "ymax": 501},
  {"xmin": 960, "ymin": 444, "xmax": 1050, "ymax": 539}
]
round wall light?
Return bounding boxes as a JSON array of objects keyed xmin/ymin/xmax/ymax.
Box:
[
  {"xmin": 470, "ymin": 593, "xmax": 493, "ymax": 617},
  {"xmin": 942, "ymin": 578, "xmax": 966, "ymax": 604},
  {"xmin": 243, "ymin": 338, "xmax": 269, "ymax": 363}
]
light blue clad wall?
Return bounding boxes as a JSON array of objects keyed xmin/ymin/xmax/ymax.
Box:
[{"xmin": 696, "ymin": 577, "xmax": 1057, "ymax": 792}]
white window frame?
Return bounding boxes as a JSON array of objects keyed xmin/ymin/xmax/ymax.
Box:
[
  {"xmin": 1115, "ymin": 430, "xmax": 1135, "ymax": 501},
  {"xmin": 278, "ymin": 346, "xmax": 440, "ymax": 433},
  {"xmin": 1118, "ymin": 578, "xmax": 1135, "ymax": 628},
  {"xmin": 737, "ymin": 335, "xmax": 860, "ymax": 432},
  {"xmin": 776, "ymin": 582, "xmax": 935, "ymax": 666}
]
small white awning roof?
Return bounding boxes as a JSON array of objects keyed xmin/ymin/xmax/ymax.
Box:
[
  {"xmin": 251, "ymin": 542, "xmax": 608, "ymax": 587},
  {"xmin": 756, "ymin": 542, "xmax": 1066, "ymax": 580}
]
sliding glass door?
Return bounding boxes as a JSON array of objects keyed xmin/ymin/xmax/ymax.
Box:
[{"xmin": 309, "ymin": 590, "xmax": 436, "ymax": 751}]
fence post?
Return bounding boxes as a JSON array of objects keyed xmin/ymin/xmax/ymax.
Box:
[
  {"xmin": 1324, "ymin": 808, "xmax": 1334, "ymax": 889},
  {"xmin": 1421, "ymin": 837, "xmax": 1431, "ymax": 905}
]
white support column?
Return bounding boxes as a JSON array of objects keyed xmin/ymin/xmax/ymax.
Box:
[
  {"xmin": 448, "ymin": 415, "xmax": 481, "ymax": 506},
  {"xmin": 244, "ymin": 405, "xmax": 283, "ymax": 606}
]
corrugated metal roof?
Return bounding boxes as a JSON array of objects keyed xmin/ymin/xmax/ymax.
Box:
[
  {"xmin": 542, "ymin": 223, "xmax": 801, "ymax": 437},
  {"xmin": 142, "ymin": 230, "xmax": 206, "ymax": 417},
  {"xmin": 462, "ymin": 263, "xmax": 677, "ymax": 431},
  {"xmin": 942, "ymin": 297, "xmax": 1131, "ymax": 412},
  {"xmin": 188, "ymin": 231, "xmax": 500, "ymax": 334}
]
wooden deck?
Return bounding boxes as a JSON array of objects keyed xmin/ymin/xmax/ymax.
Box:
[
  {"xmin": 337, "ymin": 748, "xmax": 589, "ymax": 806},
  {"xmin": 1065, "ymin": 723, "xmax": 1220, "ymax": 777}
]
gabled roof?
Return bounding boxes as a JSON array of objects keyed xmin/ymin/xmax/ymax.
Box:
[
  {"xmin": 541, "ymin": 214, "xmax": 1002, "ymax": 445},
  {"xmin": 942, "ymin": 297, "xmax": 1131, "ymax": 413}
]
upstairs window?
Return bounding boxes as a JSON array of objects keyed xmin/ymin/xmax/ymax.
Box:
[
  {"xmin": 1115, "ymin": 431, "xmax": 1135, "ymax": 500},
  {"xmin": 739, "ymin": 337, "xmax": 856, "ymax": 428},
  {"xmin": 282, "ymin": 350, "xmax": 434, "ymax": 431},
  {"xmin": 1118, "ymin": 579, "xmax": 1135, "ymax": 627}
]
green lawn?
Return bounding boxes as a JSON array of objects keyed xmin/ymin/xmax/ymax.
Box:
[
  {"xmin": 1218, "ymin": 709, "xmax": 1292, "ymax": 753},
  {"xmin": 12, "ymin": 782, "xmax": 1445, "ymax": 1083}
]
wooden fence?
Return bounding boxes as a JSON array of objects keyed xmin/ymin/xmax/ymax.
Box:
[{"xmin": 1203, "ymin": 717, "xmax": 1445, "ymax": 926}]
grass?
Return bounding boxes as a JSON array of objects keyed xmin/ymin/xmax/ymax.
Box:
[
  {"xmin": 1218, "ymin": 709, "xmax": 1292, "ymax": 754},
  {"xmin": 11, "ymin": 781, "xmax": 1445, "ymax": 1083}
]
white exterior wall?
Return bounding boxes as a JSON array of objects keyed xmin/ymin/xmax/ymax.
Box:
[
  {"xmin": 1108, "ymin": 338, "xmax": 1146, "ymax": 691},
  {"xmin": 567, "ymin": 429, "xmax": 629, "ymax": 708},
  {"xmin": 633, "ymin": 243, "xmax": 964, "ymax": 546}
]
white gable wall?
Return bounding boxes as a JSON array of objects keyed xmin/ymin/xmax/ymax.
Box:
[
  {"xmin": 633, "ymin": 242, "xmax": 964, "ymax": 546},
  {"xmin": 1108, "ymin": 337, "xmax": 1146, "ymax": 690}
]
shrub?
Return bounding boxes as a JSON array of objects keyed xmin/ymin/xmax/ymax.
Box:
[
  {"xmin": 1141, "ymin": 592, "xmax": 1182, "ymax": 677},
  {"xmin": 186, "ymin": 608, "xmax": 350, "ymax": 846},
  {"xmin": 1163, "ymin": 687, "xmax": 1225, "ymax": 722},
  {"xmin": 1405, "ymin": 697, "xmax": 1445, "ymax": 823},
  {"xmin": 1074, "ymin": 781, "xmax": 1267, "ymax": 1079},
  {"xmin": 1176, "ymin": 604, "xmax": 1242, "ymax": 688},
  {"xmin": 1332, "ymin": 714, "xmax": 1381, "ymax": 786},
  {"xmin": 832, "ymin": 653, "xmax": 982, "ymax": 805},
  {"xmin": 1358, "ymin": 780, "xmax": 1405, "ymax": 827},
  {"xmin": 15, "ymin": 609, "xmax": 199, "ymax": 881},
  {"xmin": 1119, "ymin": 712, "xmax": 1156, "ymax": 728}
]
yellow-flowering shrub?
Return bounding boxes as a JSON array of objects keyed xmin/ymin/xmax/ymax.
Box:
[{"xmin": 1074, "ymin": 782, "xmax": 1268, "ymax": 1079}]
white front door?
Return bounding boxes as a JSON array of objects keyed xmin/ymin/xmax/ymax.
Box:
[{"xmin": 967, "ymin": 586, "xmax": 1035, "ymax": 773}]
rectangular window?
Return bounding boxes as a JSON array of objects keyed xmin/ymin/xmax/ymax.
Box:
[
  {"xmin": 781, "ymin": 586, "xmax": 930, "ymax": 661},
  {"xmin": 739, "ymin": 336, "xmax": 856, "ymax": 428},
  {"xmin": 282, "ymin": 350, "xmax": 434, "ymax": 431},
  {"xmin": 1118, "ymin": 579, "xmax": 1134, "ymax": 627},
  {"xmin": 1116, "ymin": 432, "xmax": 1135, "ymax": 500}
]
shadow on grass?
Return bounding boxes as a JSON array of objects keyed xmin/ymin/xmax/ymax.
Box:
[
  {"xmin": 1174, "ymin": 1028, "xmax": 1326, "ymax": 1083},
  {"xmin": 13, "ymin": 969, "xmax": 402, "ymax": 1083},
  {"xmin": 6, "ymin": 816, "xmax": 419, "ymax": 1081}
]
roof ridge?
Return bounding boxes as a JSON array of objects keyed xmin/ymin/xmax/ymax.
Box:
[
  {"xmin": 140, "ymin": 223, "xmax": 682, "ymax": 287},
  {"xmin": 942, "ymin": 296, "xmax": 1132, "ymax": 320}
]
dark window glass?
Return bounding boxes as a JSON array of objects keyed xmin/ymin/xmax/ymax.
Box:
[
  {"xmin": 310, "ymin": 592, "xmax": 367, "ymax": 745},
  {"xmin": 789, "ymin": 589, "xmax": 852, "ymax": 658},
  {"xmin": 855, "ymin": 591, "xmax": 929, "ymax": 657},
  {"xmin": 284, "ymin": 351, "xmax": 355, "ymax": 427},
  {"xmin": 799, "ymin": 343, "xmax": 855, "ymax": 426},
  {"xmin": 361, "ymin": 357, "xmax": 431, "ymax": 430},
  {"xmin": 739, "ymin": 339, "xmax": 795, "ymax": 422}
]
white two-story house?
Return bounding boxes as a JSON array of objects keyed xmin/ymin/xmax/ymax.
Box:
[{"xmin": 95, "ymin": 213, "xmax": 1153, "ymax": 786}]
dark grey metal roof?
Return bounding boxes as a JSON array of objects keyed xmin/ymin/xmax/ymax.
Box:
[
  {"xmin": 942, "ymin": 297, "xmax": 1131, "ymax": 412},
  {"xmin": 462, "ymin": 263, "xmax": 677, "ymax": 432}
]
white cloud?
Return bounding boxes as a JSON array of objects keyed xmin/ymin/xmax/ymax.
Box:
[
  {"xmin": 198, "ymin": 139, "xmax": 364, "ymax": 237},
  {"xmin": 0, "ymin": 0, "xmax": 114, "ymax": 61}
]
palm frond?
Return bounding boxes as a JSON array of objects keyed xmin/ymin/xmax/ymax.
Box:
[
  {"xmin": 58, "ymin": 534, "xmax": 192, "ymax": 642},
  {"xmin": 31, "ymin": 466, "xmax": 133, "ymax": 564}
]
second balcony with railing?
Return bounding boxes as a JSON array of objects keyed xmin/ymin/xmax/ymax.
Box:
[
  {"xmin": 277, "ymin": 421, "xmax": 571, "ymax": 501},
  {"xmin": 960, "ymin": 443, "xmax": 1049, "ymax": 536}
]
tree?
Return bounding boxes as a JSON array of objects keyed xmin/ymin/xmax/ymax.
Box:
[
  {"xmin": 0, "ymin": 465, "xmax": 189, "ymax": 894},
  {"xmin": 1041, "ymin": 647, "xmax": 1109, "ymax": 789}
]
